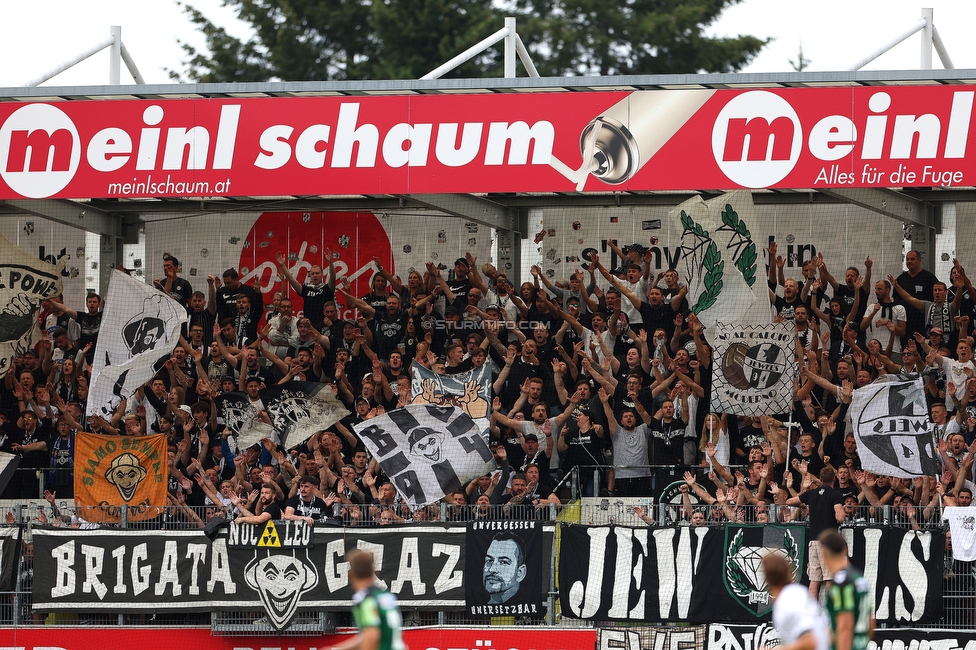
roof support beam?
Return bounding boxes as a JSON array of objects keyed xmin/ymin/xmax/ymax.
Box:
[
  {"xmin": 0, "ymin": 199, "xmax": 121, "ymax": 238},
  {"xmin": 400, "ymin": 193, "xmax": 519, "ymax": 233}
]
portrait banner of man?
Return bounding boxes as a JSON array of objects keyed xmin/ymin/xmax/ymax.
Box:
[{"xmin": 465, "ymin": 519, "xmax": 543, "ymax": 616}]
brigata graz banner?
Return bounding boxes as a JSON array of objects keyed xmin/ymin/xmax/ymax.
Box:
[
  {"xmin": 1, "ymin": 85, "xmax": 974, "ymax": 200},
  {"xmin": 32, "ymin": 523, "xmax": 555, "ymax": 624},
  {"xmin": 559, "ymin": 524, "xmax": 943, "ymax": 624},
  {"xmin": 32, "ymin": 524, "xmax": 470, "ymax": 617}
]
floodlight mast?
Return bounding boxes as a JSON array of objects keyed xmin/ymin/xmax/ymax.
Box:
[
  {"xmin": 849, "ymin": 7, "xmax": 954, "ymax": 71},
  {"xmin": 25, "ymin": 25, "xmax": 145, "ymax": 87}
]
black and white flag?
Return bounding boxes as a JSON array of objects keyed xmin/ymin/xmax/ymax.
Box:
[
  {"xmin": 711, "ymin": 322, "xmax": 797, "ymax": 416},
  {"xmin": 849, "ymin": 376, "xmax": 939, "ymax": 478},
  {"xmin": 0, "ymin": 525, "xmax": 21, "ymax": 592},
  {"xmin": 355, "ymin": 405, "xmax": 495, "ymax": 507},
  {"xmin": 215, "ymin": 391, "xmax": 272, "ymax": 451},
  {"xmin": 0, "ymin": 233, "xmax": 63, "ymax": 378},
  {"xmin": 87, "ymin": 270, "xmax": 187, "ymax": 420},
  {"xmin": 262, "ymin": 382, "xmax": 349, "ymax": 449}
]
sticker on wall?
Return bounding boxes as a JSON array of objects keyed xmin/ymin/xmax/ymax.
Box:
[
  {"xmin": 546, "ymin": 269, "xmax": 556, "ymax": 277},
  {"xmin": 339, "ymin": 235, "xmax": 350, "ymax": 248},
  {"xmin": 243, "ymin": 241, "xmax": 251, "ymax": 249},
  {"xmin": 578, "ymin": 239, "xmax": 584, "ymax": 245},
  {"xmin": 430, "ymin": 252, "xmax": 438, "ymax": 259},
  {"xmin": 309, "ymin": 245, "xmax": 318, "ymax": 254},
  {"xmin": 610, "ymin": 217, "xmax": 619, "ymax": 223},
  {"xmin": 258, "ymin": 241, "xmax": 269, "ymax": 248},
  {"xmin": 288, "ymin": 252, "xmax": 298, "ymax": 261},
  {"xmin": 572, "ymin": 221, "xmax": 581, "ymax": 230},
  {"xmin": 189, "ymin": 268, "xmax": 198, "ymax": 276},
  {"xmin": 69, "ymin": 268, "xmax": 79, "ymax": 279},
  {"xmin": 241, "ymin": 266, "xmax": 250, "ymax": 275},
  {"xmin": 403, "ymin": 245, "xmax": 412, "ymax": 253},
  {"xmin": 23, "ymin": 222, "xmax": 34, "ymax": 235},
  {"xmin": 566, "ymin": 255, "xmax": 578, "ymax": 263},
  {"xmin": 200, "ymin": 248, "xmax": 209, "ymax": 258},
  {"xmin": 468, "ymin": 238, "xmax": 476, "ymax": 246},
  {"xmin": 650, "ymin": 236, "xmax": 659, "ymax": 246},
  {"xmin": 76, "ymin": 247, "xmax": 85, "ymax": 258},
  {"xmin": 228, "ymin": 237, "xmax": 240, "ymax": 245},
  {"xmin": 534, "ymin": 228, "xmax": 546, "ymax": 244},
  {"xmin": 465, "ymin": 222, "xmax": 478, "ymax": 233},
  {"xmin": 641, "ymin": 219, "xmax": 662, "ymax": 230},
  {"xmin": 547, "ymin": 228, "xmax": 555, "ymax": 237},
  {"xmin": 786, "ymin": 234, "xmax": 795, "ymax": 244},
  {"xmin": 266, "ymin": 231, "xmax": 274, "ymax": 238},
  {"xmin": 302, "ymin": 213, "xmax": 311, "ymax": 222},
  {"xmin": 133, "ymin": 259, "xmax": 142, "ymax": 268},
  {"xmin": 505, "ymin": 262, "xmax": 512, "ymax": 270},
  {"xmin": 91, "ymin": 262, "xmax": 98, "ymax": 269},
  {"xmin": 545, "ymin": 248, "xmax": 557, "ymax": 261}
]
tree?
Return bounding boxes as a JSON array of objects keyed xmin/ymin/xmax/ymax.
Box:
[
  {"xmin": 516, "ymin": 0, "xmax": 768, "ymax": 76},
  {"xmin": 171, "ymin": 0, "xmax": 766, "ymax": 82}
]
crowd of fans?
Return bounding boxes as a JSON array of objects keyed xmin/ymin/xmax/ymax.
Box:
[{"xmin": 0, "ymin": 239, "xmax": 971, "ymax": 534}]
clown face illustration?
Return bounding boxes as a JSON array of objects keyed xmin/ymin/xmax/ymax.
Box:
[
  {"xmin": 408, "ymin": 427, "xmax": 445, "ymax": 462},
  {"xmin": 104, "ymin": 452, "xmax": 148, "ymax": 502},
  {"xmin": 244, "ymin": 551, "xmax": 319, "ymax": 630}
]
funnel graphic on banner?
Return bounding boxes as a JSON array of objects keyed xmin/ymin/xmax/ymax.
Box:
[{"xmin": 551, "ymin": 90, "xmax": 715, "ymax": 190}]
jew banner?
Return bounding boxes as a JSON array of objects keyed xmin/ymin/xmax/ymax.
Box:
[
  {"xmin": 711, "ymin": 321, "xmax": 797, "ymax": 416},
  {"xmin": 87, "ymin": 270, "xmax": 187, "ymax": 420},
  {"xmin": 558, "ymin": 523, "xmax": 942, "ymax": 624},
  {"xmin": 849, "ymin": 376, "xmax": 940, "ymax": 478},
  {"xmin": 0, "ymin": 525, "xmax": 21, "ymax": 592},
  {"xmin": 410, "ymin": 361, "xmax": 491, "ymax": 435},
  {"xmin": 465, "ymin": 519, "xmax": 543, "ymax": 616},
  {"xmin": 0, "ymin": 233, "xmax": 63, "ymax": 378},
  {"xmin": 355, "ymin": 404, "xmax": 495, "ymax": 507},
  {"xmin": 261, "ymin": 381, "xmax": 349, "ymax": 449},
  {"xmin": 73, "ymin": 432, "xmax": 168, "ymax": 523}
]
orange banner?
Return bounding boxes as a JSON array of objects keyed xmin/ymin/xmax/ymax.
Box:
[{"xmin": 73, "ymin": 432, "xmax": 168, "ymax": 523}]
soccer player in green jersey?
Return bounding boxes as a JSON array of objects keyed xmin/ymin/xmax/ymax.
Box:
[
  {"xmin": 820, "ymin": 532, "xmax": 874, "ymax": 650},
  {"xmin": 327, "ymin": 550, "xmax": 407, "ymax": 650}
]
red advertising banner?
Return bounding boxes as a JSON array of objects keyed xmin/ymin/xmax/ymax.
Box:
[
  {"xmin": 0, "ymin": 626, "xmax": 597, "ymax": 650},
  {"xmin": 0, "ymin": 85, "xmax": 971, "ymax": 199}
]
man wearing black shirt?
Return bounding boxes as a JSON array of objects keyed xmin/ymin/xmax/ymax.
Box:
[
  {"xmin": 788, "ymin": 466, "xmax": 845, "ymax": 600},
  {"xmin": 11, "ymin": 411, "xmax": 52, "ymax": 498},
  {"xmin": 154, "ymin": 255, "xmax": 194, "ymax": 309},
  {"xmin": 649, "ymin": 398, "xmax": 686, "ymax": 496},
  {"xmin": 896, "ymin": 249, "xmax": 939, "ymax": 341},
  {"xmin": 276, "ymin": 252, "xmax": 337, "ymax": 331},
  {"xmin": 214, "ymin": 268, "xmax": 263, "ymax": 324},
  {"xmin": 283, "ymin": 476, "xmax": 331, "ymax": 525},
  {"xmin": 236, "ymin": 484, "xmax": 283, "ymax": 523}
]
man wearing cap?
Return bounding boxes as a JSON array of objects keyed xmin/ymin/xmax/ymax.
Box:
[
  {"xmin": 594, "ymin": 249, "xmax": 650, "ymax": 333},
  {"xmin": 447, "ymin": 257, "xmax": 474, "ymax": 313},
  {"xmin": 493, "ymin": 390, "xmax": 582, "ymax": 488}
]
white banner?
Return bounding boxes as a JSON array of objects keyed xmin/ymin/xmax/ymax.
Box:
[
  {"xmin": 87, "ymin": 270, "xmax": 187, "ymax": 419},
  {"xmin": 0, "ymin": 232, "xmax": 63, "ymax": 378},
  {"xmin": 711, "ymin": 322, "xmax": 797, "ymax": 416},
  {"xmin": 849, "ymin": 377, "xmax": 940, "ymax": 478},
  {"xmin": 354, "ymin": 404, "xmax": 495, "ymax": 507}
]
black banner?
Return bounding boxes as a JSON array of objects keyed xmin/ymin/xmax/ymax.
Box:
[
  {"xmin": 465, "ymin": 519, "xmax": 543, "ymax": 616},
  {"xmin": 559, "ymin": 524, "xmax": 944, "ymax": 624},
  {"xmin": 33, "ymin": 525, "xmax": 465, "ymax": 615},
  {"xmin": 0, "ymin": 526, "xmax": 20, "ymax": 592},
  {"xmin": 846, "ymin": 526, "xmax": 944, "ymax": 624},
  {"xmin": 33, "ymin": 523, "xmax": 555, "ymax": 628}
]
